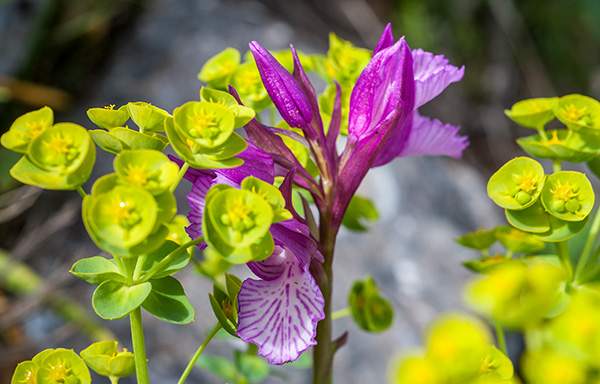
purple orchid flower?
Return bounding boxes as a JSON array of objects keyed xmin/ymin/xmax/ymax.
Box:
[
  {"xmin": 247, "ymin": 24, "xmax": 467, "ymax": 229},
  {"xmin": 237, "ymin": 171, "xmax": 324, "ymax": 365},
  {"xmin": 173, "ymin": 145, "xmax": 324, "ymax": 365}
]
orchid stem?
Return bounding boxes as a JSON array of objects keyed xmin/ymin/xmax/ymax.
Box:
[
  {"xmin": 130, "ymin": 307, "xmax": 150, "ymax": 384},
  {"xmin": 177, "ymin": 323, "xmax": 222, "ymax": 384}
]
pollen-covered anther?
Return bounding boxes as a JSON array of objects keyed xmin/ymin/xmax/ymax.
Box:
[
  {"xmin": 221, "ymin": 198, "xmax": 255, "ymax": 233},
  {"xmin": 562, "ymin": 103, "xmax": 593, "ymax": 125},
  {"xmin": 189, "ymin": 109, "xmax": 219, "ymax": 140},
  {"xmin": 25, "ymin": 120, "xmax": 46, "ymax": 139},
  {"xmin": 479, "ymin": 355, "xmax": 497, "ymax": 374},
  {"xmin": 48, "ymin": 359, "xmax": 72, "ymax": 382},
  {"xmin": 124, "ymin": 163, "xmax": 150, "ymax": 186}
]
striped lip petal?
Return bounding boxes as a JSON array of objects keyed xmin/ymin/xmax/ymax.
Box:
[
  {"xmin": 237, "ymin": 246, "xmax": 325, "ymax": 365},
  {"xmin": 412, "ymin": 48, "xmax": 465, "ymax": 109},
  {"xmin": 398, "ymin": 111, "xmax": 469, "ymax": 158},
  {"xmin": 185, "ymin": 173, "xmax": 214, "ymax": 249}
]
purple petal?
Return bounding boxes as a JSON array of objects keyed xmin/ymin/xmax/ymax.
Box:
[
  {"xmin": 326, "ymin": 81, "xmax": 342, "ymax": 160},
  {"xmin": 214, "ymin": 142, "xmax": 275, "ymax": 186},
  {"xmin": 374, "ymin": 23, "xmax": 394, "ymax": 54},
  {"xmin": 371, "ymin": 112, "xmax": 414, "ymax": 167},
  {"xmin": 335, "ymin": 39, "xmax": 414, "ymax": 227},
  {"xmin": 412, "ymin": 48, "xmax": 464, "ymax": 109},
  {"xmin": 247, "ymin": 245, "xmax": 287, "ymax": 281},
  {"xmin": 398, "ymin": 112, "xmax": 469, "ymax": 158},
  {"xmin": 237, "ymin": 247, "xmax": 325, "ymax": 365},
  {"xmin": 347, "ymin": 37, "xmax": 412, "ymax": 140},
  {"xmin": 249, "ymin": 41, "xmax": 313, "ymax": 128},
  {"xmin": 185, "ymin": 174, "xmax": 215, "ymax": 249},
  {"xmin": 243, "ymin": 118, "xmax": 317, "ymax": 192},
  {"xmin": 290, "ymin": 45, "xmax": 322, "ymax": 143}
]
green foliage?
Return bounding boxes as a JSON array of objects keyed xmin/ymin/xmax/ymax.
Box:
[
  {"xmin": 142, "ymin": 276, "xmax": 195, "ymax": 324},
  {"xmin": 92, "ymin": 280, "xmax": 152, "ymax": 320},
  {"xmin": 341, "ymin": 195, "xmax": 379, "ymax": 231},
  {"xmin": 348, "ymin": 275, "xmax": 394, "ymax": 332},
  {"xmin": 209, "ymin": 274, "xmax": 242, "ymax": 336},
  {"xmin": 12, "ymin": 348, "xmax": 91, "ymax": 384},
  {"xmin": 80, "ymin": 341, "xmax": 135, "ymax": 379},
  {"xmin": 390, "ymin": 313, "xmax": 514, "ymax": 383}
]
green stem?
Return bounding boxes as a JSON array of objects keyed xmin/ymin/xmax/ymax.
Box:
[
  {"xmin": 495, "ymin": 318, "xmax": 508, "ymax": 356},
  {"xmin": 133, "ymin": 255, "xmax": 147, "ymax": 282},
  {"xmin": 537, "ymin": 126, "xmax": 548, "ymax": 142},
  {"xmin": 177, "ymin": 323, "xmax": 222, "ymax": 384},
  {"xmin": 575, "ymin": 206, "xmax": 600, "ymax": 280},
  {"xmin": 76, "ymin": 186, "xmax": 87, "ymax": 199},
  {"xmin": 312, "ymin": 209, "xmax": 337, "ymax": 384},
  {"xmin": 170, "ymin": 162, "xmax": 190, "ymax": 193},
  {"xmin": 555, "ymin": 241, "xmax": 573, "ymax": 281},
  {"xmin": 331, "ymin": 308, "xmax": 351, "ymax": 320},
  {"xmin": 139, "ymin": 237, "xmax": 204, "ymax": 283},
  {"xmin": 552, "ymin": 160, "xmax": 562, "ymax": 173},
  {"xmin": 113, "ymin": 254, "xmax": 126, "ymax": 277},
  {"xmin": 109, "ymin": 377, "xmax": 120, "ymax": 384},
  {"xmin": 130, "ymin": 307, "xmax": 150, "ymax": 384}
]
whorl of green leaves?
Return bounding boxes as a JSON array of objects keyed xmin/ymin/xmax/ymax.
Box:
[
  {"xmin": 203, "ymin": 177, "xmax": 291, "ymax": 264},
  {"xmin": 2, "ymin": 107, "xmax": 96, "ymax": 190},
  {"xmin": 12, "ymin": 348, "xmax": 91, "ymax": 384}
]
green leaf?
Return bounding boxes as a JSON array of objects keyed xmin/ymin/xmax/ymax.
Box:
[
  {"xmin": 209, "ymin": 292, "xmax": 238, "ymax": 336},
  {"xmin": 554, "ymin": 94, "xmax": 600, "ymax": 135},
  {"xmin": 70, "ymin": 256, "xmax": 125, "ymax": 285},
  {"xmin": 235, "ymin": 351, "xmax": 270, "ymax": 383},
  {"xmin": 87, "ymin": 105, "xmax": 129, "ymax": 129},
  {"xmin": 341, "ymin": 195, "xmax": 379, "ymax": 231},
  {"xmin": 488, "ymin": 157, "xmax": 545, "ymax": 210},
  {"xmin": 28, "ymin": 123, "xmax": 92, "ymax": 174},
  {"xmin": 37, "ymin": 349, "xmax": 91, "ymax": 384},
  {"xmin": 534, "ymin": 215, "xmax": 589, "ymax": 242},
  {"xmin": 10, "ymin": 146, "xmax": 95, "ymax": 190},
  {"xmin": 92, "ymin": 280, "xmax": 152, "ymax": 319},
  {"xmin": 198, "ymin": 47, "xmax": 241, "ymax": 89},
  {"xmin": 141, "ymin": 240, "xmax": 191, "ymax": 279},
  {"xmin": 127, "ymin": 102, "xmax": 171, "ymax": 132},
  {"xmin": 165, "ymin": 116, "xmax": 245, "ymax": 169},
  {"xmin": 540, "ymin": 171, "xmax": 594, "ymax": 222},
  {"xmin": 87, "ymin": 185, "xmax": 158, "ymax": 249},
  {"xmin": 494, "ymin": 226, "xmax": 546, "ymax": 253},
  {"xmin": 195, "ymin": 354, "xmax": 239, "ymax": 382},
  {"xmin": 11, "ymin": 361, "xmax": 39, "ymax": 384},
  {"xmin": 80, "ymin": 340, "xmax": 135, "ymax": 378},
  {"xmin": 89, "ymin": 129, "xmax": 126, "ymax": 154},
  {"xmin": 1, "ymin": 106, "xmax": 53, "ymax": 153},
  {"xmin": 110, "ymin": 127, "xmax": 169, "ymax": 151},
  {"xmin": 142, "ymin": 276, "xmax": 194, "ymax": 324},
  {"xmin": 504, "ymin": 97, "xmax": 557, "ymax": 129},
  {"xmin": 506, "ymin": 200, "xmax": 550, "ymax": 233},
  {"xmin": 114, "ymin": 149, "xmax": 179, "ymax": 195},
  {"xmin": 173, "ymin": 101, "xmax": 235, "ymax": 148},
  {"xmin": 455, "ymin": 228, "xmax": 497, "ymax": 250},
  {"xmin": 241, "ymin": 176, "xmax": 291, "ymax": 222},
  {"xmin": 200, "ymin": 87, "xmax": 256, "ymax": 128}
]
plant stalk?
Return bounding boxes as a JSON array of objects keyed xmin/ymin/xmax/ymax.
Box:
[
  {"xmin": 130, "ymin": 307, "xmax": 150, "ymax": 384},
  {"xmin": 177, "ymin": 323, "xmax": 222, "ymax": 384}
]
